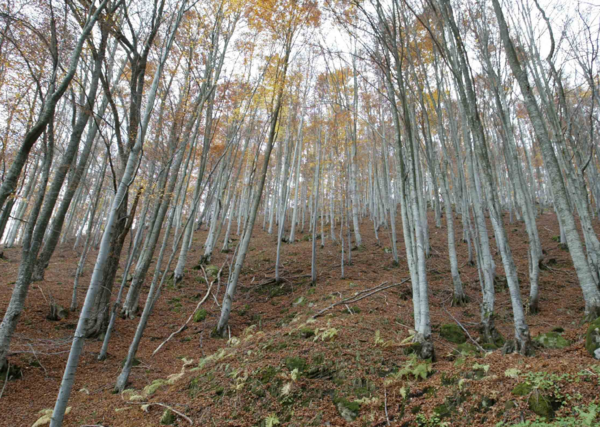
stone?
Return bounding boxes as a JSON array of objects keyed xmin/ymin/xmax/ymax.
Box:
[
  {"xmin": 534, "ymin": 332, "xmax": 570, "ymax": 349},
  {"xmin": 205, "ymin": 265, "xmax": 219, "ymax": 277},
  {"xmin": 440, "ymin": 324, "xmax": 467, "ymax": 344},
  {"xmin": 585, "ymin": 317, "xmax": 600, "ymax": 359},
  {"xmin": 47, "ymin": 302, "xmax": 69, "ymax": 321},
  {"xmin": 299, "ymin": 327, "xmax": 315, "ymax": 338},
  {"xmin": 453, "ymin": 343, "xmax": 479, "ymax": 356},
  {"xmin": 292, "ymin": 296, "xmax": 306, "ymax": 307},
  {"xmin": 334, "ymin": 397, "xmax": 359, "ymax": 422},
  {"xmin": 528, "ymin": 389, "xmax": 554, "ymax": 420}
]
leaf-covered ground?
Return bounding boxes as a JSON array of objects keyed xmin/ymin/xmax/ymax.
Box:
[{"xmin": 0, "ymin": 212, "xmax": 599, "ymax": 426}]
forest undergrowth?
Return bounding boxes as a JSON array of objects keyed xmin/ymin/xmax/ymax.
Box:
[{"xmin": 1, "ymin": 212, "xmax": 599, "ymax": 427}]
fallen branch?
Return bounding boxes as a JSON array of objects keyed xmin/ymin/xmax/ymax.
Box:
[
  {"xmin": 130, "ymin": 401, "xmax": 193, "ymax": 425},
  {"xmin": 442, "ymin": 306, "xmax": 488, "ymax": 354},
  {"xmin": 27, "ymin": 343, "xmax": 47, "ymax": 377},
  {"xmin": 312, "ymin": 279, "xmax": 410, "ymax": 319},
  {"xmin": 152, "ymin": 259, "xmax": 228, "ymax": 356},
  {"xmin": 152, "ymin": 282, "xmax": 214, "ymax": 356}
]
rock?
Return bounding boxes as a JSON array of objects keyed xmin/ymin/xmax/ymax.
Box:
[
  {"xmin": 585, "ymin": 317, "xmax": 600, "ymax": 359},
  {"xmin": 205, "ymin": 265, "xmax": 219, "ymax": 277},
  {"xmin": 292, "ymin": 296, "xmax": 306, "ymax": 307},
  {"xmin": 534, "ymin": 332, "xmax": 570, "ymax": 349},
  {"xmin": 160, "ymin": 409, "xmax": 176, "ymax": 425},
  {"xmin": 284, "ymin": 357, "xmax": 307, "ymax": 373},
  {"xmin": 334, "ymin": 397, "xmax": 359, "ymax": 422},
  {"xmin": 47, "ymin": 302, "xmax": 68, "ymax": 321},
  {"xmin": 299, "ymin": 327, "xmax": 315, "ymax": 338},
  {"xmin": 528, "ymin": 389, "xmax": 554, "ymax": 420},
  {"xmin": 440, "ymin": 324, "xmax": 467, "ymax": 344},
  {"xmin": 512, "ymin": 382, "xmax": 533, "ymax": 396},
  {"xmin": 193, "ymin": 308, "xmax": 207, "ymax": 322},
  {"xmin": 32, "ymin": 407, "xmax": 71, "ymax": 427},
  {"xmin": 453, "ymin": 343, "xmax": 479, "ymax": 357}
]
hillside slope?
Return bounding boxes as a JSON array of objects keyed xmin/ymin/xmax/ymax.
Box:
[{"xmin": 0, "ymin": 212, "xmax": 599, "ymax": 426}]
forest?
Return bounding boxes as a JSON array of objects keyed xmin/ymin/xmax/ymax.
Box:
[{"xmin": 0, "ymin": 0, "xmax": 600, "ymax": 425}]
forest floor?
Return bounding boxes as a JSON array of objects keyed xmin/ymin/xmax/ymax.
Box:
[{"xmin": 0, "ymin": 212, "xmax": 599, "ymax": 427}]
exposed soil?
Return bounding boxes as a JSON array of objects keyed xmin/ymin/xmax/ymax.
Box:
[{"xmin": 0, "ymin": 212, "xmax": 599, "ymax": 426}]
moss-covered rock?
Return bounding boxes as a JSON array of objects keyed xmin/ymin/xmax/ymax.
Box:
[
  {"xmin": 440, "ymin": 324, "xmax": 467, "ymax": 344},
  {"xmin": 205, "ymin": 265, "xmax": 219, "ymax": 277},
  {"xmin": 453, "ymin": 342, "xmax": 480, "ymax": 356},
  {"xmin": 160, "ymin": 409, "xmax": 176, "ymax": 425},
  {"xmin": 299, "ymin": 327, "xmax": 315, "ymax": 338},
  {"xmin": 585, "ymin": 317, "xmax": 600, "ymax": 359},
  {"xmin": 333, "ymin": 397, "xmax": 360, "ymax": 422},
  {"xmin": 193, "ymin": 308, "xmax": 207, "ymax": 322},
  {"xmin": 534, "ymin": 332, "xmax": 570, "ymax": 349},
  {"xmin": 284, "ymin": 357, "xmax": 307, "ymax": 373},
  {"xmin": 528, "ymin": 389, "xmax": 554, "ymax": 420},
  {"xmin": 481, "ymin": 342, "xmax": 499, "ymax": 351},
  {"xmin": 512, "ymin": 382, "xmax": 533, "ymax": 396},
  {"xmin": 292, "ymin": 296, "xmax": 306, "ymax": 307}
]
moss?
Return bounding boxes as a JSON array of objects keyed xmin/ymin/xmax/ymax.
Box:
[
  {"xmin": 160, "ymin": 409, "xmax": 176, "ymax": 425},
  {"xmin": 528, "ymin": 389, "xmax": 554, "ymax": 420},
  {"xmin": 193, "ymin": 308, "xmax": 207, "ymax": 322},
  {"xmin": 481, "ymin": 342, "xmax": 499, "ymax": 351},
  {"xmin": 258, "ymin": 366, "xmax": 279, "ymax": 384},
  {"xmin": 585, "ymin": 317, "xmax": 600, "ymax": 358},
  {"xmin": 352, "ymin": 377, "xmax": 376, "ymax": 398},
  {"xmin": 333, "ymin": 397, "xmax": 360, "ymax": 422},
  {"xmin": 477, "ymin": 396, "xmax": 496, "ymax": 413},
  {"xmin": 188, "ymin": 377, "xmax": 201, "ymax": 398},
  {"xmin": 433, "ymin": 403, "xmax": 452, "ymax": 419},
  {"xmin": 238, "ymin": 304, "xmax": 250, "ymax": 316},
  {"xmin": 299, "ymin": 327, "xmax": 315, "ymax": 338},
  {"xmin": 454, "ymin": 343, "xmax": 480, "ymax": 356},
  {"xmin": 205, "ymin": 265, "xmax": 219, "ymax": 277},
  {"xmin": 403, "ymin": 342, "xmax": 423, "ymax": 356},
  {"xmin": 440, "ymin": 324, "xmax": 467, "ymax": 344},
  {"xmin": 534, "ymin": 332, "xmax": 570, "ymax": 349},
  {"xmin": 292, "ymin": 296, "xmax": 306, "ymax": 307},
  {"xmin": 284, "ymin": 357, "xmax": 307, "ymax": 373},
  {"xmin": 441, "ymin": 373, "xmax": 458, "ymax": 386},
  {"xmin": 512, "ymin": 382, "xmax": 533, "ymax": 396}
]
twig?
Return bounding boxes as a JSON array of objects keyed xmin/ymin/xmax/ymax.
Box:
[
  {"xmin": 27, "ymin": 343, "xmax": 47, "ymax": 377},
  {"xmin": 442, "ymin": 306, "xmax": 488, "ymax": 354},
  {"xmin": 152, "ymin": 281, "xmax": 214, "ymax": 356},
  {"xmin": 312, "ymin": 279, "xmax": 410, "ymax": 319},
  {"xmin": 0, "ymin": 362, "xmax": 9, "ymax": 399},
  {"xmin": 37, "ymin": 285, "xmax": 48, "ymax": 304},
  {"xmin": 384, "ymin": 387, "xmax": 390, "ymax": 426},
  {"xmin": 129, "ymin": 402, "xmax": 193, "ymax": 425}
]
